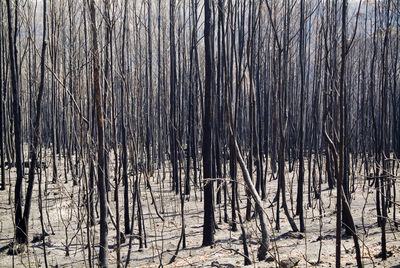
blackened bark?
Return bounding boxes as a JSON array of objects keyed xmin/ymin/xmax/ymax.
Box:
[
  {"xmin": 0, "ymin": 13, "xmax": 4, "ymax": 191},
  {"xmin": 18, "ymin": 0, "xmax": 47, "ymax": 244},
  {"xmin": 121, "ymin": 0, "xmax": 130, "ymax": 235},
  {"xmin": 6, "ymin": 0, "xmax": 25, "ymax": 244},
  {"xmin": 296, "ymin": 0, "xmax": 306, "ymax": 233},
  {"xmin": 230, "ymin": 136, "xmax": 237, "ymax": 232},
  {"xmin": 202, "ymin": 0, "xmax": 215, "ymax": 247},
  {"xmin": 146, "ymin": 0, "xmax": 153, "ymax": 177},
  {"xmin": 170, "ymin": 0, "xmax": 179, "ymax": 195}
]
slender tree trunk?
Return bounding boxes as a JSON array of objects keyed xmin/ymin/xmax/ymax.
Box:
[
  {"xmin": 202, "ymin": 0, "xmax": 215, "ymax": 246},
  {"xmin": 0, "ymin": 8, "xmax": 5, "ymax": 191},
  {"xmin": 18, "ymin": 0, "xmax": 47, "ymax": 244},
  {"xmin": 50, "ymin": 0, "xmax": 58, "ymax": 184},
  {"xmin": 146, "ymin": 0, "xmax": 153, "ymax": 177},
  {"xmin": 296, "ymin": 0, "xmax": 306, "ymax": 233},
  {"xmin": 170, "ymin": 0, "xmax": 179, "ymax": 195},
  {"xmin": 7, "ymin": 0, "xmax": 25, "ymax": 244},
  {"xmin": 88, "ymin": 0, "xmax": 108, "ymax": 266},
  {"xmin": 121, "ymin": 0, "xmax": 130, "ymax": 235}
]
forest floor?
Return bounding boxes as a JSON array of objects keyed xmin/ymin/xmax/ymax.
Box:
[{"xmin": 0, "ymin": 152, "xmax": 400, "ymax": 267}]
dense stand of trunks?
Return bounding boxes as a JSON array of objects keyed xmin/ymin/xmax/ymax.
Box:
[{"xmin": 0, "ymin": 0, "xmax": 399, "ymax": 267}]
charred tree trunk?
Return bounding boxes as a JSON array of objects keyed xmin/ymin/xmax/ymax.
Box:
[
  {"xmin": 202, "ymin": 0, "xmax": 215, "ymax": 247},
  {"xmin": 17, "ymin": 0, "xmax": 47, "ymax": 244},
  {"xmin": 121, "ymin": 0, "xmax": 130, "ymax": 235},
  {"xmin": 0, "ymin": 7, "xmax": 5, "ymax": 191},
  {"xmin": 296, "ymin": 0, "xmax": 306, "ymax": 233},
  {"xmin": 88, "ymin": 0, "xmax": 108, "ymax": 266},
  {"xmin": 170, "ymin": 0, "xmax": 179, "ymax": 195},
  {"xmin": 7, "ymin": 0, "xmax": 25, "ymax": 244}
]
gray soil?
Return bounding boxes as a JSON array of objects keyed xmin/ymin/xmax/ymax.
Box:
[{"xmin": 0, "ymin": 152, "xmax": 399, "ymax": 267}]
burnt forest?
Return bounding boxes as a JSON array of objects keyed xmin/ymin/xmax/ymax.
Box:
[{"xmin": 0, "ymin": 0, "xmax": 400, "ymax": 267}]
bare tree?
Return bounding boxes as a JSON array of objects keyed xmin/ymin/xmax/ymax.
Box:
[
  {"xmin": 17, "ymin": 0, "xmax": 47, "ymax": 245},
  {"xmin": 202, "ymin": 0, "xmax": 216, "ymax": 247},
  {"xmin": 87, "ymin": 0, "xmax": 108, "ymax": 266},
  {"xmin": 0, "ymin": 0, "xmax": 5, "ymax": 191},
  {"xmin": 6, "ymin": 0, "xmax": 25, "ymax": 244}
]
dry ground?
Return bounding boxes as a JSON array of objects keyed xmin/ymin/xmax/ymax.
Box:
[{"xmin": 0, "ymin": 151, "xmax": 400, "ymax": 267}]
